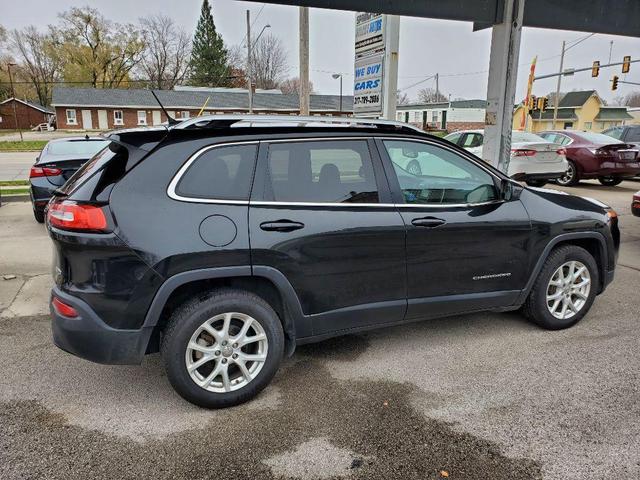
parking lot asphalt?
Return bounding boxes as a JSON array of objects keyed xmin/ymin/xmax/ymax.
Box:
[
  {"xmin": 1, "ymin": 180, "xmax": 639, "ymax": 479},
  {"xmin": 0, "ymin": 151, "xmax": 39, "ymax": 181}
]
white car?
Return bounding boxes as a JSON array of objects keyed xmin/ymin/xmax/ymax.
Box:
[{"xmin": 444, "ymin": 129, "xmax": 569, "ymax": 187}]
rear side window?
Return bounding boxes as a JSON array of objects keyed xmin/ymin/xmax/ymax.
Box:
[
  {"xmin": 264, "ymin": 140, "xmax": 379, "ymax": 203},
  {"xmin": 176, "ymin": 144, "xmax": 257, "ymax": 200}
]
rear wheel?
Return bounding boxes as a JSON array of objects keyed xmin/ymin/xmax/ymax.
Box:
[
  {"xmin": 33, "ymin": 207, "xmax": 45, "ymax": 223},
  {"xmin": 522, "ymin": 245, "xmax": 598, "ymax": 330},
  {"xmin": 598, "ymin": 176, "xmax": 623, "ymax": 186},
  {"xmin": 161, "ymin": 289, "xmax": 284, "ymax": 408},
  {"xmin": 556, "ymin": 160, "xmax": 579, "ymax": 186},
  {"xmin": 526, "ymin": 179, "xmax": 547, "ymax": 188}
]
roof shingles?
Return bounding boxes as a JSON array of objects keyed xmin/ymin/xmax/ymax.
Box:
[{"xmin": 51, "ymin": 87, "xmax": 353, "ymax": 111}]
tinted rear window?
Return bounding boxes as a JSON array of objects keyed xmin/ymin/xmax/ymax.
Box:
[
  {"xmin": 576, "ymin": 132, "xmax": 623, "ymax": 144},
  {"xmin": 175, "ymin": 144, "xmax": 258, "ymax": 200},
  {"xmin": 47, "ymin": 140, "xmax": 109, "ymax": 156},
  {"xmin": 512, "ymin": 132, "xmax": 546, "ymax": 143},
  {"xmin": 59, "ymin": 142, "xmax": 125, "ymax": 195}
]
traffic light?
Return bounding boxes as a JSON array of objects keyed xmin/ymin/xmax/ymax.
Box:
[
  {"xmin": 591, "ymin": 61, "xmax": 600, "ymax": 77},
  {"xmin": 527, "ymin": 95, "xmax": 537, "ymax": 110},
  {"xmin": 536, "ymin": 96, "xmax": 547, "ymax": 111},
  {"xmin": 622, "ymin": 55, "xmax": 631, "ymax": 74},
  {"xmin": 612, "ymin": 75, "xmax": 619, "ymax": 91}
]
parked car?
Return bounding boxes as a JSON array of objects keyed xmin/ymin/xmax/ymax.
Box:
[
  {"xmin": 633, "ymin": 191, "xmax": 640, "ymax": 217},
  {"xmin": 601, "ymin": 125, "xmax": 640, "ymax": 148},
  {"xmin": 47, "ymin": 116, "xmax": 619, "ymax": 408},
  {"xmin": 29, "ymin": 136, "xmax": 109, "ymax": 222},
  {"xmin": 537, "ymin": 130, "xmax": 640, "ymax": 186},
  {"xmin": 444, "ymin": 129, "xmax": 568, "ymax": 187}
]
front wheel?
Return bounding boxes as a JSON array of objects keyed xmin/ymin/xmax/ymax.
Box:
[
  {"xmin": 598, "ymin": 176, "xmax": 623, "ymax": 186},
  {"xmin": 161, "ymin": 289, "xmax": 284, "ymax": 408},
  {"xmin": 521, "ymin": 245, "xmax": 598, "ymax": 330},
  {"xmin": 556, "ymin": 160, "xmax": 579, "ymax": 186}
]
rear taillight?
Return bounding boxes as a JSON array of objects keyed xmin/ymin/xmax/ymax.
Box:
[
  {"xmin": 30, "ymin": 166, "xmax": 62, "ymax": 178},
  {"xmin": 511, "ymin": 149, "xmax": 536, "ymax": 157},
  {"xmin": 47, "ymin": 199, "xmax": 109, "ymax": 232},
  {"xmin": 556, "ymin": 148, "xmax": 567, "ymax": 156},
  {"xmin": 52, "ymin": 297, "xmax": 79, "ymax": 318}
]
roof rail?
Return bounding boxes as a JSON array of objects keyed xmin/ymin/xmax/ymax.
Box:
[{"xmin": 171, "ymin": 114, "xmax": 426, "ymax": 134}]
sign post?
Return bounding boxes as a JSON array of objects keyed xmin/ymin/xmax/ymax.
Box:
[{"xmin": 353, "ymin": 12, "xmax": 399, "ymax": 120}]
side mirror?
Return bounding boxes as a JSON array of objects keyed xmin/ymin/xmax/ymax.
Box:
[{"xmin": 500, "ymin": 179, "xmax": 522, "ymax": 201}]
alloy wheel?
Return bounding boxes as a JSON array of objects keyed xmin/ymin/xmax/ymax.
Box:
[
  {"xmin": 185, "ymin": 312, "xmax": 268, "ymax": 393},
  {"xmin": 546, "ymin": 261, "xmax": 591, "ymax": 320},
  {"xmin": 557, "ymin": 164, "xmax": 575, "ymax": 186}
]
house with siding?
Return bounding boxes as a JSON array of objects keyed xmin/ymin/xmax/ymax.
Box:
[
  {"xmin": 513, "ymin": 90, "xmax": 633, "ymax": 132},
  {"xmin": 0, "ymin": 98, "xmax": 54, "ymax": 130},
  {"xmin": 396, "ymin": 100, "xmax": 486, "ymax": 132},
  {"xmin": 51, "ymin": 87, "xmax": 353, "ymax": 130}
]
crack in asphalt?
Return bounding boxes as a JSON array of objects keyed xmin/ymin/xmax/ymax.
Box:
[{"xmin": 0, "ymin": 334, "xmax": 542, "ymax": 480}]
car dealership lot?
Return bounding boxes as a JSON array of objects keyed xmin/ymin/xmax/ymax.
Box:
[{"xmin": 1, "ymin": 181, "xmax": 639, "ymax": 480}]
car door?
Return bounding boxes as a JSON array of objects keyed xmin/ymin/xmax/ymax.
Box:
[
  {"xmin": 377, "ymin": 138, "xmax": 532, "ymax": 321},
  {"xmin": 249, "ymin": 137, "xmax": 407, "ymax": 337}
]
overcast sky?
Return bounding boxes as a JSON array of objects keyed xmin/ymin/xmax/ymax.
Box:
[{"xmin": 3, "ymin": 0, "xmax": 639, "ymax": 103}]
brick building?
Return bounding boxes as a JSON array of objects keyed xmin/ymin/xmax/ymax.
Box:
[
  {"xmin": 0, "ymin": 98, "xmax": 55, "ymax": 130},
  {"xmin": 51, "ymin": 87, "xmax": 354, "ymax": 130}
]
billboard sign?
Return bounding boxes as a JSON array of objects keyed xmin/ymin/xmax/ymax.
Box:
[
  {"xmin": 355, "ymin": 12, "xmax": 384, "ymax": 56},
  {"xmin": 353, "ymin": 54, "xmax": 384, "ymax": 115}
]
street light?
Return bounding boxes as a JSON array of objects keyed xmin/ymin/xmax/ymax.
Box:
[
  {"xmin": 7, "ymin": 63, "xmax": 23, "ymax": 142},
  {"xmin": 246, "ymin": 18, "xmax": 270, "ymax": 113},
  {"xmin": 332, "ymin": 73, "xmax": 343, "ymax": 115}
]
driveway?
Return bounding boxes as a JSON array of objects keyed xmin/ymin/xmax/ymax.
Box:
[{"xmin": 1, "ymin": 180, "xmax": 639, "ymax": 480}]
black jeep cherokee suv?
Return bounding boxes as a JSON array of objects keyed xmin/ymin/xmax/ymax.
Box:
[{"xmin": 46, "ymin": 116, "xmax": 619, "ymax": 408}]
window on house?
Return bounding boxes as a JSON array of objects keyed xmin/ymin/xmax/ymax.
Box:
[
  {"xmin": 584, "ymin": 122, "xmax": 592, "ymax": 130},
  {"xmin": 113, "ymin": 110, "xmax": 124, "ymax": 125},
  {"xmin": 66, "ymin": 109, "xmax": 77, "ymax": 125},
  {"xmin": 137, "ymin": 111, "xmax": 147, "ymax": 125},
  {"xmin": 432, "ymin": 111, "xmax": 439, "ymax": 123},
  {"xmin": 181, "ymin": 111, "xmax": 190, "ymax": 119},
  {"xmin": 597, "ymin": 121, "xmax": 605, "ymax": 130}
]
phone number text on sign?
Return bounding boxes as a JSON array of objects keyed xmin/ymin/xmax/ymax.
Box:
[{"xmin": 353, "ymin": 54, "xmax": 384, "ymax": 115}]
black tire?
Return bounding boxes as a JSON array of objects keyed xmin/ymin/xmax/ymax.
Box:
[
  {"xmin": 526, "ymin": 179, "xmax": 547, "ymax": 188},
  {"xmin": 33, "ymin": 207, "xmax": 45, "ymax": 223},
  {"xmin": 556, "ymin": 160, "xmax": 579, "ymax": 186},
  {"xmin": 406, "ymin": 160, "xmax": 422, "ymax": 175},
  {"xmin": 522, "ymin": 245, "xmax": 598, "ymax": 330},
  {"xmin": 161, "ymin": 289, "xmax": 284, "ymax": 408},
  {"xmin": 598, "ymin": 176, "xmax": 623, "ymax": 186}
]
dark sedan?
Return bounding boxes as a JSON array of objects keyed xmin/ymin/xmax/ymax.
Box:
[
  {"xmin": 30, "ymin": 137, "xmax": 109, "ymax": 222},
  {"xmin": 538, "ymin": 130, "xmax": 640, "ymax": 187}
]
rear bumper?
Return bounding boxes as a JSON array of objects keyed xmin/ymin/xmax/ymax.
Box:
[
  {"xmin": 50, "ymin": 287, "xmax": 152, "ymax": 365},
  {"xmin": 582, "ymin": 161, "xmax": 640, "ymax": 178}
]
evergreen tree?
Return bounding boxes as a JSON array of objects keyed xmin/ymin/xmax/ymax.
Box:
[{"xmin": 188, "ymin": 0, "xmax": 229, "ymax": 86}]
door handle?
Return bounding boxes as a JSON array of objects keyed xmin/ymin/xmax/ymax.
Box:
[
  {"xmin": 259, "ymin": 220, "xmax": 305, "ymax": 232},
  {"xmin": 411, "ymin": 217, "xmax": 446, "ymax": 228}
]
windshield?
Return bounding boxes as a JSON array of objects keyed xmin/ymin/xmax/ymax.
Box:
[
  {"xmin": 512, "ymin": 132, "xmax": 546, "ymax": 143},
  {"xmin": 576, "ymin": 132, "xmax": 623, "ymax": 145},
  {"xmin": 47, "ymin": 139, "xmax": 110, "ymax": 156}
]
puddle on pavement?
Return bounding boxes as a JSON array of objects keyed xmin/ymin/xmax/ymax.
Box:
[{"xmin": 0, "ymin": 350, "xmax": 542, "ymax": 480}]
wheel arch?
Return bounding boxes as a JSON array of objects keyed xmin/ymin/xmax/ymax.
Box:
[
  {"xmin": 517, "ymin": 232, "xmax": 608, "ymax": 305},
  {"xmin": 143, "ymin": 266, "xmax": 306, "ymax": 357}
]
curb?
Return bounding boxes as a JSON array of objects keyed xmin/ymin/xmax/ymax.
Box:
[{"xmin": 0, "ymin": 194, "xmax": 30, "ymax": 203}]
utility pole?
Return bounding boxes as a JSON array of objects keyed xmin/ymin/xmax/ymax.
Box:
[
  {"xmin": 246, "ymin": 10, "xmax": 253, "ymax": 113},
  {"xmin": 332, "ymin": 73, "xmax": 343, "ymax": 114},
  {"xmin": 552, "ymin": 40, "xmax": 565, "ymax": 130},
  {"xmin": 435, "ymin": 73, "xmax": 439, "ymax": 100},
  {"xmin": 298, "ymin": 7, "xmax": 310, "ymax": 116},
  {"xmin": 608, "ymin": 41, "xmax": 613, "ymax": 63},
  {"xmin": 7, "ymin": 63, "xmax": 23, "ymax": 142}
]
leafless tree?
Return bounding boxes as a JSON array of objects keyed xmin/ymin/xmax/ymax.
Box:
[
  {"xmin": 138, "ymin": 15, "xmax": 191, "ymax": 89},
  {"xmin": 396, "ymin": 90, "xmax": 410, "ymax": 105},
  {"xmin": 619, "ymin": 91, "xmax": 640, "ymax": 108},
  {"xmin": 250, "ymin": 34, "xmax": 289, "ymax": 90},
  {"xmin": 9, "ymin": 26, "xmax": 62, "ymax": 106},
  {"xmin": 417, "ymin": 87, "xmax": 447, "ymax": 103},
  {"xmin": 279, "ymin": 77, "xmax": 315, "ymax": 95}
]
